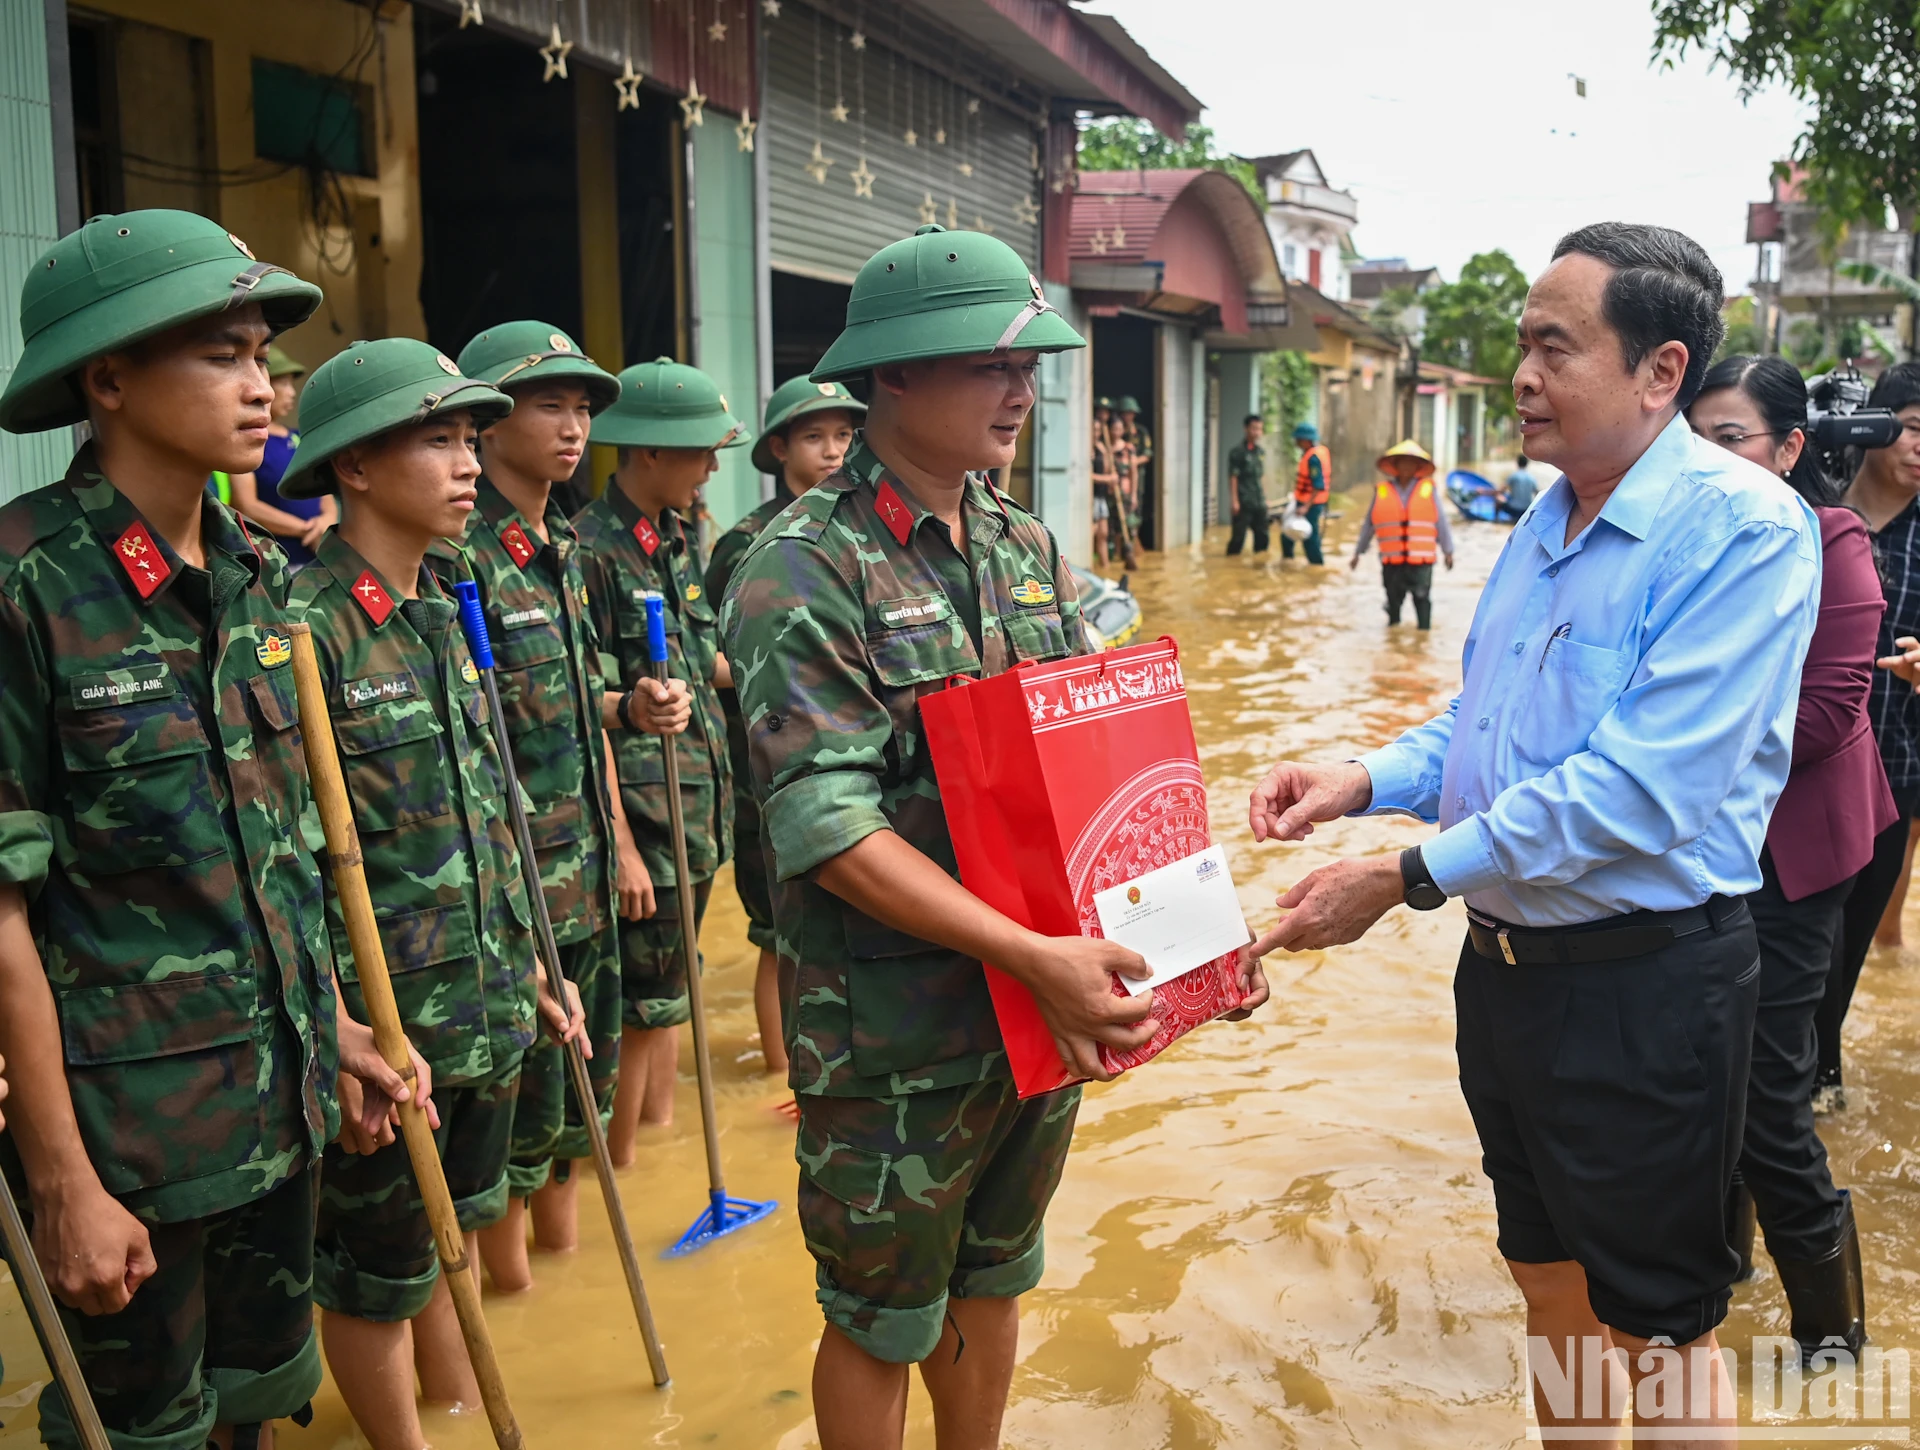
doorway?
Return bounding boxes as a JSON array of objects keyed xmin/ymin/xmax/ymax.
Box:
[{"xmin": 1092, "ymin": 314, "xmax": 1157, "ymax": 549}]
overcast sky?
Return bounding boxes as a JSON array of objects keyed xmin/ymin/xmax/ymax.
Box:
[{"xmin": 1089, "ymin": 0, "xmax": 1813, "ymax": 294}]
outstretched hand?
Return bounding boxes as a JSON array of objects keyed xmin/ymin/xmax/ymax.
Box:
[
  {"xmin": 1251, "ymin": 855, "xmax": 1403, "ymax": 956},
  {"xmin": 1248, "ymin": 760, "xmax": 1373, "ymax": 843}
]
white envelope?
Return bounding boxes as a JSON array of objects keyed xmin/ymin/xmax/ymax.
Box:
[{"xmin": 1093, "ymin": 844, "xmax": 1252, "ymax": 997}]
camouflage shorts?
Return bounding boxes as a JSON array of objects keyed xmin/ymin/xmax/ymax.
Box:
[
  {"xmin": 509, "ymin": 928, "xmax": 622, "ymax": 1193},
  {"xmin": 796, "ymin": 1076, "xmax": 1082, "ymax": 1364},
  {"xmin": 29, "ymin": 1165, "xmax": 321, "ymax": 1450},
  {"xmin": 619, "ymin": 876, "xmax": 711, "ymax": 1030},
  {"xmin": 732, "ymin": 812, "xmax": 777, "ymax": 953},
  {"xmin": 314, "ymin": 1063, "xmax": 519, "ymax": 1322}
]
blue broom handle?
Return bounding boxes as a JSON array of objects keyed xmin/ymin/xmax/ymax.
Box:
[{"xmin": 642, "ymin": 592, "xmax": 727, "ymax": 1200}]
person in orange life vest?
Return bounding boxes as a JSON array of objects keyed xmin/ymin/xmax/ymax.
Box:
[
  {"xmin": 1350, "ymin": 439, "xmax": 1455, "ymax": 629},
  {"xmin": 1283, "ymin": 421, "xmax": 1332, "ymax": 564}
]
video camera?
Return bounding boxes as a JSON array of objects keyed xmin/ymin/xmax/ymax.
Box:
[{"xmin": 1805, "ymin": 362, "xmax": 1902, "ymax": 474}]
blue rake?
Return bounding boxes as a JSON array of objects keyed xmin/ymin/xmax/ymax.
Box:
[
  {"xmin": 665, "ymin": 1188, "xmax": 780, "ymax": 1258},
  {"xmin": 642, "ymin": 591, "xmax": 779, "ymax": 1259}
]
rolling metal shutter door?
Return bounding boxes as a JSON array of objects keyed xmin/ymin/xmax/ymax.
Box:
[{"xmin": 766, "ymin": 4, "xmax": 1040, "ymax": 283}]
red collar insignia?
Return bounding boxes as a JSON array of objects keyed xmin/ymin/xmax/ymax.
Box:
[
  {"xmin": 112, "ymin": 521, "xmax": 170, "ymax": 600},
  {"xmin": 874, "ymin": 481, "xmax": 914, "ymax": 546},
  {"xmin": 632, "ymin": 514, "xmax": 660, "ymax": 557},
  {"xmin": 499, "ymin": 520, "xmax": 537, "ymax": 568},
  {"xmin": 350, "ymin": 570, "xmax": 396, "ymax": 626}
]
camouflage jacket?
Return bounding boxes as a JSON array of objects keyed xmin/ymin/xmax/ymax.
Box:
[
  {"xmin": 719, "ymin": 436, "xmax": 1090, "ymax": 1098},
  {"xmin": 1227, "ymin": 443, "xmax": 1267, "ymax": 511},
  {"xmin": 574, "ymin": 486, "xmax": 730, "ymax": 887},
  {"xmin": 0, "ymin": 448, "xmax": 337, "ymax": 1223},
  {"xmin": 705, "ymin": 485, "xmax": 796, "ymax": 822},
  {"xmin": 291, "ymin": 531, "xmax": 537, "ymax": 1086},
  {"xmin": 426, "ymin": 479, "xmax": 615, "ymax": 945}
]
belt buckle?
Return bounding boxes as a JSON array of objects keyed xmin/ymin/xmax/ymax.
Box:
[{"xmin": 1497, "ymin": 927, "xmax": 1517, "ymax": 966}]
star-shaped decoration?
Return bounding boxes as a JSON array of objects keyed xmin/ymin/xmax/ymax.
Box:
[
  {"xmin": 681, "ymin": 76, "xmax": 706, "ymax": 126},
  {"xmin": 736, "ymin": 108, "xmax": 757, "ymax": 151},
  {"xmin": 1013, "ymin": 194, "xmax": 1038, "ymax": 226},
  {"xmin": 850, "ymin": 156, "xmax": 875, "ymax": 198},
  {"xmin": 458, "ymin": 0, "xmax": 482, "ymax": 26},
  {"xmin": 762, "ymin": 0, "xmax": 780, "ymax": 13},
  {"xmin": 957, "ymin": 160, "xmax": 974, "ymax": 178},
  {"xmin": 708, "ymin": 18, "xmax": 728, "ymax": 40},
  {"xmin": 1030, "ymin": 142, "xmax": 1041, "ymax": 172},
  {"xmin": 540, "ymin": 22, "xmax": 573, "ymax": 81},
  {"xmin": 967, "ymin": 97, "xmax": 980, "ymax": 114},
  {"xmin": 1051, "ymin": 173, "xmax": 1070, "ymax": 194},
  {"xmin": 805, "ymin": 138, "xmax": 835, "ymax": 184},
  {"xmin": 830, "ymin": 98, "xmax": 849, "ymax": 123},
  {"xmin": 615, "ymin": 57, "xmax": 643, "ymax": 111},
  {"xmin": 946, "ymin": 197, "xmax": 958, "ymax": 229},
  {"xmin": 918, "ymin": 190, "xmax": 939, "ymax": 226},
  {"xmin": 974, "ymin": 214, "xmax": 995, "ymax": 235},
  {"xmin": 1111, "ymin": 224, "xmax": 1127, "ymax": 249},
  {"xmin": 1090, "ymin": 229, "xmax": 1110, "ymax": 256},
  {"xmin": 934, "ymin": 127, "xmax": 947, "ymax": 145},
  {"xmin": 849, "ymin": 29, "xmax": 866, "ymax": 49},
  {"xmin": 904, "ymin": 126, "xmax": 918, "ymax": 147}
]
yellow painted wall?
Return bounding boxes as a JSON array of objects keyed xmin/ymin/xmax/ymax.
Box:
[{"xmin": 82, "ymin": 0, "xmax": 426, "ymax": 371}]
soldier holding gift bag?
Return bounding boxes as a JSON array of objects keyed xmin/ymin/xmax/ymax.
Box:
[{"xmin": 722, "ymin": 225, "xmax": 1267, "ymax": 1450}]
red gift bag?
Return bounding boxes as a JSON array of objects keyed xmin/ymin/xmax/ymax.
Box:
[{"xmin": 921, "ymin": 636, "xmax": 1245, "ymax": 1097}]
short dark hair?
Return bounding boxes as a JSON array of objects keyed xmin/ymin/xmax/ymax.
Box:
[
  {"xmin": 1551, "ymin": 222, "xmax": 1725, "ymax": 408},
  {"xmin": 1244, "ymin": 413, "xmax": 1262, "ymax": 427},
  {"xmin": 1868, "ymin": 361, "xmax": 1920, "ymax": 416},
  {"xmin": 1515, "ymin": 454, "xmax": 1528, "ymax": 467}
]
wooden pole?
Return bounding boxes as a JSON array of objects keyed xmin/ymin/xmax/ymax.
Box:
[
  {"xmin": 287, "ymin": 624, "xmax": 526, "ymax": 1450},
  {"xmin": 0, "ymin": 1173, "xmax": 111, "ymax": 1450}
]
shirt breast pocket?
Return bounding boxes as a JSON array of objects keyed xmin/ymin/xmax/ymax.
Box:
[
  {"xmin": 1003, "ymin": 607, "xmax": 1073, "ymax": 665},
  {"xmin": 57, "ymin": 696, "xmax": 224, "ymax": 871},
  {"xmin": 867, "ymin": 623, "xmax": 979, "ymax": 775},
  {"xmin": 333, "ymin": 699, "xmax": 452, "ymax": 833},
  {"xmin": 1513, "ymin": 639, "xmax": 1631, "ymax": 768},
  {"xmin": 490, "ymin": 610, "xmax": 572, "ymax": 742}
]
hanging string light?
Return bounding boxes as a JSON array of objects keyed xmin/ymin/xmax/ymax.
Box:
[
  {"xmin": 680, "ymin": 0, "xmax": 706, "ymax": 125},
  {"xmin": 850, "ymin": 15, "xmax": 873, "ymax": 198},
  {"xmin": 805, "ymin": 6, "xmax": 834, "ymax": 183}
]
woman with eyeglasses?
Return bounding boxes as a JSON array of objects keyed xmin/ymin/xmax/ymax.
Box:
[{"xmin": 1686, "ymin": 353, "xmax": 1892, "ymax": 1362}]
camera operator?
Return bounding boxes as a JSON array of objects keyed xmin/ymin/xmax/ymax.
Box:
[{"xmin": 1825, "ymin": 363, "xmax": 1920, "ymax": 1110}]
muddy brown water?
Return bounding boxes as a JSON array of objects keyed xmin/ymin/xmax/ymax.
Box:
[{"xmin": 6, "ymin": 504, "xmax": 1920, "ymax": 1448}]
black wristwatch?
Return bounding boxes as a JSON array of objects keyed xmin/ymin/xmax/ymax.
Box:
[{"xmin": 1401, "ymin": 846, "xmax": 1447, "ymax": 911}]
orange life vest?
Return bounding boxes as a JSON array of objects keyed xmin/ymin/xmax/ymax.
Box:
[
  {"xmin": 1370, "ymin": 478, "xmax": 1438, "ymax": 565},
  {"xmin": 1294, "ymin": 444, "xmax": 1331, "ymax": 505}
]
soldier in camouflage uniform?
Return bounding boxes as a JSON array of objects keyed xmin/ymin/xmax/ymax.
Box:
[
  {"xmin": 1225, "ymin": 413, "xmax": 1271, "ymax": 556},
  {"xmin": 574, "ymin": 358, "xmax": 743, "ymax": 1153},
  {"xmin": 722, "ymin": 226, "xmax": 1270, "ymax": 1449},
  {"xmin": 706, "ymin": 374, "xmax": 864, "ymax": 1080},
  {"xmin": 439, "ymin": 320, "xmax": 655, "ymax": 1282},
  {"xmin": 0, "ymin": 210, "xmax": 428, "ymax": 1450},
  {"xmin": 277, "ymin": 338, "xmax": 581, "ymax": 1450}
]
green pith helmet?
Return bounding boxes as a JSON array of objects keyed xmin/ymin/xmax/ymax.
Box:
[
  {"xmin": 1095, "ymin": 396, "xmax": 1113, "ymax": 411},
  {"xmin": 589, "ymin": 357, "xmax": 747, "ymax": 450},
  {"xmin": 0, "ymin": 209, "xmax": 323, "ymax": 435},
  {"xmin": 751, "ymin": 375, "xmax": 865, "ymax": 475},
  {"xmin": 1117, "ymin": 395, "xmax": 1142, "ymax": 415},
  {"xmin": 810, "ymin": 225, "xmax": 1085, "ymax": 383},
  {"xmin": 267, "ymin": 345, "xmax": 307, "ymax": 379},
  {"xmin": 1293, "ymin": 421, "xmax": 1319, "ymax": 442},
  {"xmin": 279, "ymin": 338, "xmax": 513, "ymax": 499},
  {"xmin": 457, "ymin": 319, "xmax": 620, "ymax": 413}
]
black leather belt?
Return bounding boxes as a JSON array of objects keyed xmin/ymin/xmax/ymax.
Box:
[{"xmin": 1466, "ymin": 896, "xmax": 1746, "ymax": 966}]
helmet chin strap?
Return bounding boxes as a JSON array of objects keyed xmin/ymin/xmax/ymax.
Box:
[{"xmin": 991, "ymin": 295, "xmax": 1055, "ymax": 353}]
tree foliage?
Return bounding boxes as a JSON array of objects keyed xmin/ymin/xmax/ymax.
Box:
[
  {"xmin": 1651, "ymin": 1, "xmax": 1920, "ymax": 234},
  {"xmin": 1076, "ymin": 118, "xmax": 1262, "ymax": 209},
  {"xmin": 1417, "ymin": 251, "xmax": 1530, "ymax": 417}
]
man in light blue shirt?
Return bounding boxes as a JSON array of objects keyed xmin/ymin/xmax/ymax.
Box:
[{"xmin": 1248, "ymin": 223, "xmax": 1819, "ymax": 1443}]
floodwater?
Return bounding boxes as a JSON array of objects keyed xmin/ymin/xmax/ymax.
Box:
[{"xmin": 7, "ymin": 501, "xmax": 1920, "ymax": 1448}]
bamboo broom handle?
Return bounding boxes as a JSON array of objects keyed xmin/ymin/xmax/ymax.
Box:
[{"xmin": 287, "ymin": 624, "xmax": 525, "ymax": 1450}]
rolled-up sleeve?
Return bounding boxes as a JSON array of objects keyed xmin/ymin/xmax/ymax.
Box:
[
  {"xmin": 1437, "ymin": 519, "xmax": 1818, "ymax": 899},
  {"xmin": 726, "ymin": 534, "xmax": 891, "ymax": 881},
  {"xmin": 0, "ymin": 591, "xmax": 53, "ymax": 890}
]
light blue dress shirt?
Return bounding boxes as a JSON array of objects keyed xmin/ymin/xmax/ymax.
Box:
[{"xmin": 1359, "ymin": 414, "xmax": 1822, "ymax": 927}]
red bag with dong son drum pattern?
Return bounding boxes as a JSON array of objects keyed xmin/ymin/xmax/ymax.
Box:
[{"xmin": 920, "ymin": 636, "xmax": 1245, "ymax": 1098}]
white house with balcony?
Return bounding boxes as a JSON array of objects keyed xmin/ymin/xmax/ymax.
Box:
[{"xmin": 1249, "ymin": 150, "xmax": 1359, "ymax": 302}]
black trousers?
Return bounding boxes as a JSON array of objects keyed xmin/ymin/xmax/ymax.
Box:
[
  {"xmin": 1455, "ymin": 903, "xmax": 1758, "ymax": 1342},
  {"xmin": 1227, "ymin": 507, "xmax": 1270, "ymax": 555},
  {"xmin": 1383, "ymin": 562, "xmax": 1434, "ymax": 628},
  {"xmin": 1740, "ymin": 852, "xmax": 1851, "ymax": 1261},
  {"xmin": 1818, "ymin": 782, "xmax": 1920, "ymax": 1085}
]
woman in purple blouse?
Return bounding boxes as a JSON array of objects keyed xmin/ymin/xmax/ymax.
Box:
[{"xmin": 1688, "ymin": 354, "xmax": 1892, "ymax": 1363}]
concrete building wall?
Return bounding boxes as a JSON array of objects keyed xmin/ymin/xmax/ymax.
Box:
[
  {"xmin": 1213, "ymin": 352, "xmax": 1257, "ymax": 526},
  {"xmin": 1035, "ymin": 281, "xmax": 1091, "ymax": 567},
  {"xmin": 691, "ymin": 119, "xmax": 761, "ymax": 533}
]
